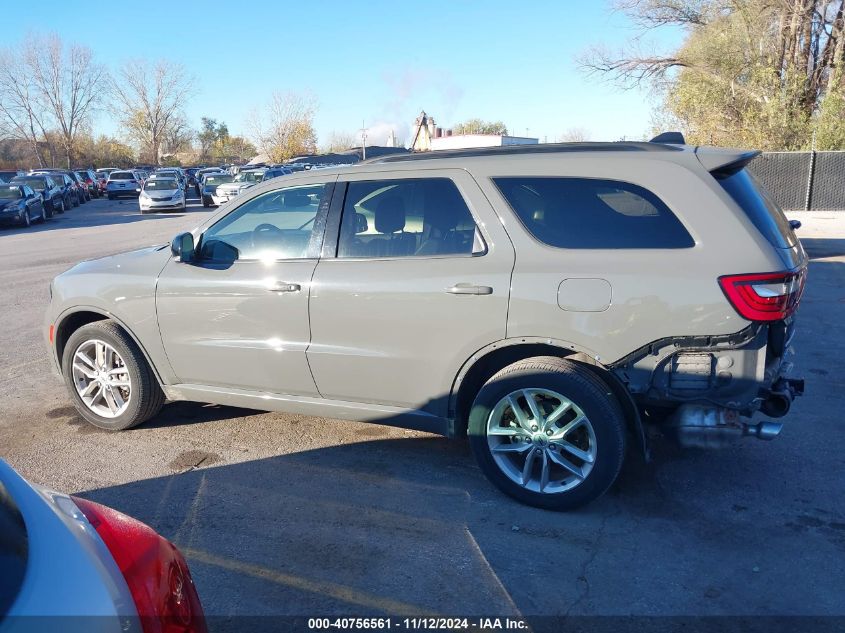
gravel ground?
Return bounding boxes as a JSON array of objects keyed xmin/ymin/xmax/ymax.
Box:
[{"xmin": 1, "ymin": 197, "xmax": 843, "ymax": 625}]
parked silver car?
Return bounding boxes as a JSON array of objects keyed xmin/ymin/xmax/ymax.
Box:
[
  {"xmin": 0, "ymin": 459, "xmax": 206, "ymax": 632},
  {"xmin": 138, "ymin": 177, "xmax": 186, "ymax": 213},
  {"xmin": 44, "ymin": 138, "xmax": 807, "ymax": 509}
]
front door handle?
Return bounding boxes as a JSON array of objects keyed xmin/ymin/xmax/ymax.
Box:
[
  {"xmin": 267, "ymin": 282, "xmax": 301, "ymax": 293},
  {"xmin": 446, "ymin": 283, "xmax": 493, "ymax": 295}
]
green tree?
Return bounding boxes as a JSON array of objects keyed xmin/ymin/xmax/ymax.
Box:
[
  {"xmin": 581, "ymin": 0, "xmax": 845, "ymax": 150},
  {"xmin": 249, "ymin": 92, "xmax": 318, "ymax": 162},
  {"xmin": 451, "ymin": 118, "xmax": 509, "ymax": 135}
]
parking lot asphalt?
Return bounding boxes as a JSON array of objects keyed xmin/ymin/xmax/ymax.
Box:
[{"xmin": 0, "ymin": 197, "xmax": 844, "ymax": 623}]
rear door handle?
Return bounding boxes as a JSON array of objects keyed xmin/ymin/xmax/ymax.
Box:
[
  {"xmin": 267, "ymin": 282, "xmax": 301, "ymax": 293},
  {"xmin": 446, "ymin": 283, "xmax": 493, "ymax": 295}
]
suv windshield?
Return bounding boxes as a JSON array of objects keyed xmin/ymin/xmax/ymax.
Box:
[
  {"xmin": 716, "ymin": 168, "xmax": 797, "ymax": 249},
  {"xmin": 0, "ymin": 186, "xmax": 22, "ymax": 199},
  {"xmin": 234, "ymin": 171, "xmax": 264, "ymax": 183},
  {"xmin": 145, "ymin": 179, "xmax": 177, "ymax": 190}
]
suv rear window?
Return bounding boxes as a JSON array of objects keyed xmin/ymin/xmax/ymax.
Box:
[
  {"xmin": 110, "ymin": 171, "xmax": 135, "ymax": 180},
  {"xmin": 715, "ymin": 168, "xmax": 797, "ymax": 249},
  {"xmin": 493, "ymin": 177, "xmax": 694, "ymax": 249},
  {"xmin": 0, "ymin": 482, "xmax": 28, "ymax": 616}
]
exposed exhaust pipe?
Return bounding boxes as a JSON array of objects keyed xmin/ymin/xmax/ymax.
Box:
[
  {"xmin": 669, "ymin": 404, "xmax": 783, "ymax": 448},
  {"xmin": 743, "ymin": 420, "xmax": 782, "ymax": 440}
]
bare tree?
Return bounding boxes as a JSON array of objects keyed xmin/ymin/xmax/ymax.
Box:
[
  {"xmin": 557, "ymin": 127, "xmax": 591, "ymax": 142},
  {"xmin": 321, "ymin": 130, "xmax": 357, "ymax": 153},
  {"xmin": 161, "ymin": 113, "xmax": 194, "ymax": 156},
  {"xmin": 109, "ymin": 59, "xmax": 196, "ymax": 165},
  {"xmin": 0, "ymin": 47, "xmax": 54, "ymax": 167},
  {"xmin": 249, "ymin": 92, "xmax": 318, "ymax": 162},
  {"xmin": 26, "ymin": 34, "xmax": 105, "ymax": 167}
]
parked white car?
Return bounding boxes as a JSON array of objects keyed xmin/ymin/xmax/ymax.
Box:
[{"xmin": 138, "ymin": 177, "xmax": 186, "ymax": 213}]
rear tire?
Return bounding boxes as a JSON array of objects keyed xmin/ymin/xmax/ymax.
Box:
[
  {"xmin": 22, "ymin": 210, "xmax": 31, "ymax": 227},
  {"xmin": 468, "ymin": 356, "xmax": 626, "ymax": 510},
  {"xmin": 61, "ymin": 321, "xmax": 165, "ymax": 431}
]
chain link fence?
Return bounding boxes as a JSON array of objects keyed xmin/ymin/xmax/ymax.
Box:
[{"xmin": 749, "ymin": 151, "xmax": 845, "ymax": 211}]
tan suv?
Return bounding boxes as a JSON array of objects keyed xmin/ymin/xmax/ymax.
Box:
[{"xmin": 45, "ymin": 137, "xmax": 807, "ymax": 509}]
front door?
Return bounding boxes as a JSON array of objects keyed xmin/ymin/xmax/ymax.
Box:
[
  {"xmin": 156, "ymin": 180, "xmax": 335, "ymax": 396},
  {"xmin": 307, "ymin": 170, "xmax": 516, "ymax": 417}
]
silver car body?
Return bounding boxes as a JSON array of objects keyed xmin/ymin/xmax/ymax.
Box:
[
  {"xmin": 45, "ymin": 143, "xmax": 806, "ymax": 436},
  {"xmin": 0, "ymin": 460, "xmax": 140, "ymax": 633},
  {"xmin": 138, "ymin": 178, "xmax": 185, "ymax": 212}
]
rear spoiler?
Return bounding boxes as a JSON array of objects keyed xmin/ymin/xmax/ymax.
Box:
[
  {"xmin": 650, "ymin": 131, "xmax": 761, "ymax": 177},
  {"xmin": 695, "ymin": 147, "xmax": 761, "ymax": 177}
]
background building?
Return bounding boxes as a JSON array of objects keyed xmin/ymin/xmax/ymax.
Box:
[{"xmin": 410, "ymin": 110, "xmax": 538, "ymax": 152}]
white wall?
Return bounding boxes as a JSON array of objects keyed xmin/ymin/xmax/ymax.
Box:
[{"xmin": 430, "ymin": 135, "xmax": 539, "ymax": 150}]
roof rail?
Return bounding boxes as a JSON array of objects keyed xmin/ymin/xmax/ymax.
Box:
[
  {"xmin": 649, "ymin": 131, "xmax": 687, "ymax": 145},
  {"xmin": 364, "ymin": 141, "xmax": 681, "ymax": 164}
]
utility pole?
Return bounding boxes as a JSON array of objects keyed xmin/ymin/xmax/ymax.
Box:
[{"xmin": 360, "ymin": 121, "xmax": 367, "ymax": 160}]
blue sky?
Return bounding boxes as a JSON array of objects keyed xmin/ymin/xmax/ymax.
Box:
[{"xmin": 5, "ymin": 0, "xmax": 683, "ymax": 146}]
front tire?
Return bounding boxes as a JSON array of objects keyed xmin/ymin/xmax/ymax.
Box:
[
  {"xmin": 61, "ymin": 321, "xmax": 165, "ymax": 430},
  {"xmin": 468, "ymin": 357, "xmax": 626, "ymax": 510}
]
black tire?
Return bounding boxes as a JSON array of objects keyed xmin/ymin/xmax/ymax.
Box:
[
  {"xmin": 61, "ymin": 321, "xmax": 165, "ymax": 431},
  {"xmin": 44, "ymin": 203, "xmax": 53, "ymax": 220},
  {"xmin": 22, "ymin": 210, "xmax": 31, "ymax": 227},
  {"xmin": 72, "ymin": 193, "xmax": 80, "ymax": 207},
  {"xmin": 468, "ymin": 356, "xmax": 626, "ymax": 511},
  {"xmin": 57, "ymin": 198, "xmax": 65, "ymax": 214},
  {"xmin": 36, "ymin": 206, "xmax": 46, "ymax": 223},
  {"xmin": 107, "ymin": 193, "xmax": 115, "ymax": 200}
]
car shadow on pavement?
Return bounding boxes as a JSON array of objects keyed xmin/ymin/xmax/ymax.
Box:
[
  {"xmin": 75, "ymin": 418, "xmax": 845, "ymax": 623},
  {"xmin": 800, "ymin": 236, "xmax": 845, "ymax": 259}
]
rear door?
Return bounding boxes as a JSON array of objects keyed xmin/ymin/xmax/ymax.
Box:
[{"xmin": 306, "ymin": 169, "xmax": 515, "ymax": 417}]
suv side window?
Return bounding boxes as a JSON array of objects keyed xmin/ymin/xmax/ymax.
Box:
[
  {"xmin": 199, "ymin": 183, "xmax": 330, "ymax": 262},
  {"xmin": 494, "ymin": 177, "xmax": 694, "ymax": 249},
  {"xmin": 337, "ymin": 178, "xmax": 480, "ymax": 258}
]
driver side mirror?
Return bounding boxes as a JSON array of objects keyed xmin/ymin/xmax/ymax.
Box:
[{"xmin": 171, "ymin": 232, "xmax": 195, "ymax": 263}]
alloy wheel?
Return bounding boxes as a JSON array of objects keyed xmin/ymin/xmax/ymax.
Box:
[
  {"xmin": 486, "ymin": 388, "xmax": 597, "ymax": 494},
  {"xmin": 71, "ymin": 339, "xmax": 132, "ymax": 418}
]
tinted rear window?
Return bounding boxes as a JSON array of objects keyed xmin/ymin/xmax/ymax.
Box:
[
  {"xmin": 716, "ymin": 168, "xmax": 797, "ymax": 249},
  {"xmin": 110, "ymin": 171, "xmax": 135, "ymax": 180},
  {"xmin": 493, "ymin": 177, "xmax": 694, "ymax": 249},
  {"xmin": 0, "ymin": 482, "xmax": 28, "ymax": 615}
]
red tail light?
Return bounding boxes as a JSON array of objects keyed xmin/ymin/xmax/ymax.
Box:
[
  {"xmin": 718, "ymin": 269, "xmax": 806, "ymax": 321},
  {"xmin": 72, "ymin": 497, "xmax": 207, "ymax": 633}
]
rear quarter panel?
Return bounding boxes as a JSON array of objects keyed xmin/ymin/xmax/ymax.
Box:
[{"xmin": 469, "ymin": 152, "xmax": 785, "ymax": 363}]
